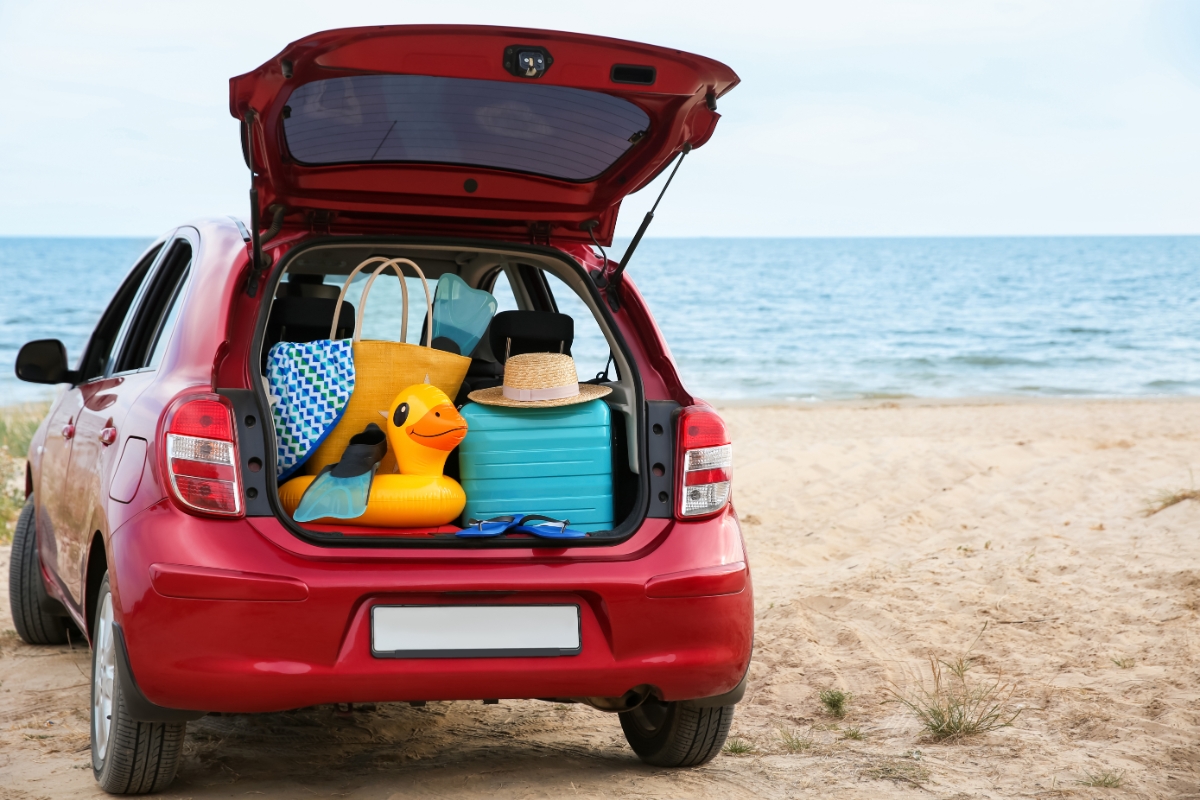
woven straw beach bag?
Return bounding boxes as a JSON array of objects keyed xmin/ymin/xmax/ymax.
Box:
[{"xmin": 304, "ymin": 257, "xmax": 470, "ymax": 474}]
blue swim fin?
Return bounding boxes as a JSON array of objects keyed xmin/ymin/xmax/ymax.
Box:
[
  {"xmin": 293, "ymin": 466, "xmax": 375, "ymax": 522},
  {"xmin": 293, "ymin": 423, "xmax": 387, "ymax": 522}
]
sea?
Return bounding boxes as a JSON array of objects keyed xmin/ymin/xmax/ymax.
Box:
[{"xmin": 1, "ymin": 236, "xmax": 1197, "ymax": 406}]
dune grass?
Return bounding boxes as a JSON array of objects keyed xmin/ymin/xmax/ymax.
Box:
[
  {"xmin": 1079, "ymin": 769, "xmax": 1124, "ymax": 788},
  {"xmin": 777, "ymin": 727, "xmax": 814, "ymax": 753},
  {"xmin": 0, "ymin": 404, "xmax": 48, "ymax": 544},
  {"xmin": 819, "ymin": 688, "xmax": 850, "ymax": 718},
  {"xmin": 864, "ymin": 757, "xmax": 930, "ymax": 787},
  {"xmin": 722, "ymin": 737, "xmax": 755, "ymax": 755},
  {"xmin": 892, "ymin": 655, "xmax": 1021, "ymax": 742},
  {"xmin": 1144, "ymin": 488, "xmax": 1200, "ymax": 516}
]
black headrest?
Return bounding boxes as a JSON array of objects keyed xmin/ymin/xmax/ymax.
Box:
[
  {"xmin": 489, "ymin": 310, "xmax": 573, "ymax": 361},
  {"xmin": 279, "ymin": 273, "xmax": 341, "ymax": 301},
  {"xmin": 265, "ymin": 296, "xmax": 355, "ymax": 345}
]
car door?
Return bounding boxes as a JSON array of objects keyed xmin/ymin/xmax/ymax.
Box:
[
  {"xmin": 37, "ymin": 241, "xmax": 165, "ymax": 602},
  {"xmin": 56, "ymin": 232, "xmax": 194, "ymax": 606}
]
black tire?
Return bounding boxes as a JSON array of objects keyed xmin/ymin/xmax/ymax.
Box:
[
  {"xmin": 619, "ymin": 698, "xmax": 735, "ymax": 767},
  {"xmin": 8, "ymin": 495, "xmax": 70, "ymax": 645},
  {"xmin": 91, "ymin": 574, "xmax": 185, "ymax": 794}
]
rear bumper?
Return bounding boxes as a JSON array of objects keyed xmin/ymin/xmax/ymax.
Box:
[{"xmin": 110, "ymin": 502, "xmax": 753, "ymax": 714}]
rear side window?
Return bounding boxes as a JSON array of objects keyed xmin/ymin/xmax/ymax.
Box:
[
  {"xmin": 113, "ymin": 241, "xmax": 192, "ymax": 373},
  {"xmin": 146, "ymin": 267, "xmax": 190, "ymax": 369},
  {"xmin": 78, "ymin": 244, "xmax": 164, "ymax": 381},
  {"xmin": 282, "ymin": 75, "xmax": 651, "ymax": 181},
  {"xmin": 541, "ymin": 270, "xmax": 614, "ymax": 382}
]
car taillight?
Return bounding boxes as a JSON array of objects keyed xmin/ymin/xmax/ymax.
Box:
[
  {"xmin": 676, "ymin": 406, "xmax": 732, "ymax": 518},
  {"xmin": 165, "ymin": 397, "xmax": 242, "ymax": 517}
]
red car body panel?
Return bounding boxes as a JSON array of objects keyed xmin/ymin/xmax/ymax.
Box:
[
  {"xmin": 24, "ymin": 26, "xmax": 752, "ymax": 715},
  {"xmin": 108, "ymin": 501, "xmax": 749, "ymax": 712}
]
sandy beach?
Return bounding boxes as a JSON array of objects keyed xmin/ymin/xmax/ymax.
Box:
[{"xmin": 2, "ymin": 397, "xmax": 1199, "ymax": 798}]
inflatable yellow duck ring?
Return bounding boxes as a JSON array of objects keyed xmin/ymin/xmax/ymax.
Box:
[{"xmin": 279, "ymin": 384, "xmax": 467, "ymax": 527}]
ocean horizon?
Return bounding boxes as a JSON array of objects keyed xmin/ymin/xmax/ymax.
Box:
[{"xmin": 2, "ymin": 235, "xmax": 1198, "ymax": 405}]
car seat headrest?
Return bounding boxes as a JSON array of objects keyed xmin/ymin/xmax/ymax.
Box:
[
  {"xmin": 488, "ymin": 310, "xmax": 573, "ymax": 362},
  {"xmin": 279, "ymin": 273, "xmax": 340, "ymax": 301}
]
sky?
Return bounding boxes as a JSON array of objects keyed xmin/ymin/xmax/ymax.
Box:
[{"xmin": 0, "ymin": 0, "xmax": 1198, "ymax": 238}]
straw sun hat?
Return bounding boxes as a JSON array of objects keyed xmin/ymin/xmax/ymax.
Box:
[{"xmin": 467, "ymin": 353, "xmax": 611, "ymax": 409}]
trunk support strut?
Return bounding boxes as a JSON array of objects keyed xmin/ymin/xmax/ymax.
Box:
[
  {"xmin": 243, "ymin": 113, "xmax": 286, "ymax": 297},
  {"xmin": 587, "ymin": 143, "xmax": 691, "ymax": 311}
]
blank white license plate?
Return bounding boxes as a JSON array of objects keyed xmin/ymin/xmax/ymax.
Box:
[{"xmin": 371, "ymin": 605, "xmax": 581, "ymax": 658}]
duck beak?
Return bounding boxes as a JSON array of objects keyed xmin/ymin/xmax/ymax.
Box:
[{"xmin": 406, "ymin": 403, "xmax": 467, "ymax": 451}]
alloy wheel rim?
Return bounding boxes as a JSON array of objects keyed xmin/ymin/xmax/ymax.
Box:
[{"xmin": 92, "ymin": 592, "xmax": 116, "ymax": 762}]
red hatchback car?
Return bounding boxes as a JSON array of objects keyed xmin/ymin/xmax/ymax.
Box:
[{"xmin": 9, "ymin": 26, "xmax": 751, "ymax": 794}]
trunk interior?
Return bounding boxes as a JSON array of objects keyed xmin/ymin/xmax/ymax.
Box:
[{"xmin": 248, "ymin": 238, "xmax": 656, "ymax": 547}]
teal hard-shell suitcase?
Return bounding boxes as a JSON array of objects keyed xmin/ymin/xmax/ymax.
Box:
[{"xmin": 458, "ymin": 399, "xmax": 614, "ymax": 532}]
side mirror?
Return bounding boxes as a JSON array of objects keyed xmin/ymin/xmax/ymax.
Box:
[{"xmin": 15, "ymin": 339, "xmax": 78, "ymax": 385}]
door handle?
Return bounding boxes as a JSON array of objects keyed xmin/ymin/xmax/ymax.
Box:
[
  {"xmin": 100, "ymin": 427, "xmax": 118, "ymax": 446},
  {"xmin": 61, "ymin": 424, "xmax": 75, "ymax": 440}
]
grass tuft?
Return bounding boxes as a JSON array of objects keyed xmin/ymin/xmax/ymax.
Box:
[
  {"xmin": 0, "ymin": 405, "xmax": 45, "ymax": 457},
  {"xmin": 1145, "ymin": 477, "xmax": 1200, "ymax": 516},
  {"xmin": 1111, "ymin": 657, "xmax": 1135, "ymax": 669},
  {"xmin": 865, "ymin": 758, "xmax": 930, "ymax": 787},
  {"xmin": 891, "ymin": 655, "xmax": 1021, "ymax": 742},
  {"xmin": 1079, "ymin": 769, "xmax": 1124, "ymax": 788},
  {"xmin": 819, "ymin": 688, "xmax": 850, "ymax": 718},
  {"xmin": 0, "ymin": 404, "xmax": 47, "ymax": 544},
  {"xmin": 840, "ymin": 726, "xmax": 864, "ymax": 740},
  {"xmin": 777, "ymin": 727, "xmax": 813, "ymax": 753},
  {"xmin": 722, "ymin": 737, "xmax": 755, "ymax": 755}
]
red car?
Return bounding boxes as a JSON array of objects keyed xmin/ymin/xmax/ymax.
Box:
[{"xmin": 9, "ymin": 26, "xmax": 751, "ymax": 794}]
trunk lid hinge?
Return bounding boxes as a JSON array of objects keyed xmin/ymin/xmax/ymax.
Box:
[
  {"xmin": 528, "ymin": 221, "xmax": 552, "ymax": 246},
  {"xmin": 308, "ymin": 210, "xmax": 336, "ymax": 236}
]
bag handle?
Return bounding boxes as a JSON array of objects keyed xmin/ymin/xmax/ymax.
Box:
[
  {"xmin": 329, "ymin": 256, "xmax": 394, "ymax": 340},
  {"xmin": 327, "ymin": 257, "xmax": 433, "ymax": 347},
  {"xmin": 355, "ymin": 258, "xmax": 433, "ymax": 347}
]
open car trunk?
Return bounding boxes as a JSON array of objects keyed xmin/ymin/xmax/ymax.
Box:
[
  {"xmin": 229, "ymin": 25, "xmax": 738, "ymax": 245},
  {"xmin": 250, "ymin": 237, "xmax": 651, "ymax": 547}
]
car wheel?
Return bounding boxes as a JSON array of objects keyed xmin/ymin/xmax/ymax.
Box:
[
  {"xmin": 8, "ymin": 495, "xmax": 71, "ymax": 645},
  {"xmin": 618, "ymin": 697, "xmax": 734, "ymax": 767},
  {"xmin": 91, "ymin": 574, "xmax": 185, "ymax": 794}
]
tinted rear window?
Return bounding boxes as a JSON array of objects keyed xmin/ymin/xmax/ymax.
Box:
[{"xmin": 282, "ymin": 75, "xmax": 651, "ymax": 182}]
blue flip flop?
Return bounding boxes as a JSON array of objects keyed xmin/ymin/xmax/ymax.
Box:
[
  {"xmin": 456, "ymin": 515, "xmax": 518, "ymax": 538},
  {"xmin": 457, "ymin": 514, "xmax": 587, "ymax": 540}
]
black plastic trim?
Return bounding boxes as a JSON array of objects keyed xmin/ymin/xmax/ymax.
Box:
[
  {"xmin": 611, "ymin": 64, "xmax": 656, "ymax": 86},
  {"xmin": 112, "ymin": 623, "xmax": 206, "ymax": 722},
  {"xmin": 242, "ymin": 235, "xmax": 651, "ymax": 549},
  {"xmin": 645, "ymin": 400, "xmax": 678, "ymax": 518},
  {"xmin": 680, "ymin": 663, "xmax": 750, "ymax": 708},
  {"xmin": 219, "ymin": 389, "xmax": 272, "ymax": 516}
]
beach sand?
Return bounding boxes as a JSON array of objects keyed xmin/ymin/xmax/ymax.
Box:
[{"xmin": 2, "ymin": 398, "xmax": 1198, "ymax": 798}]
